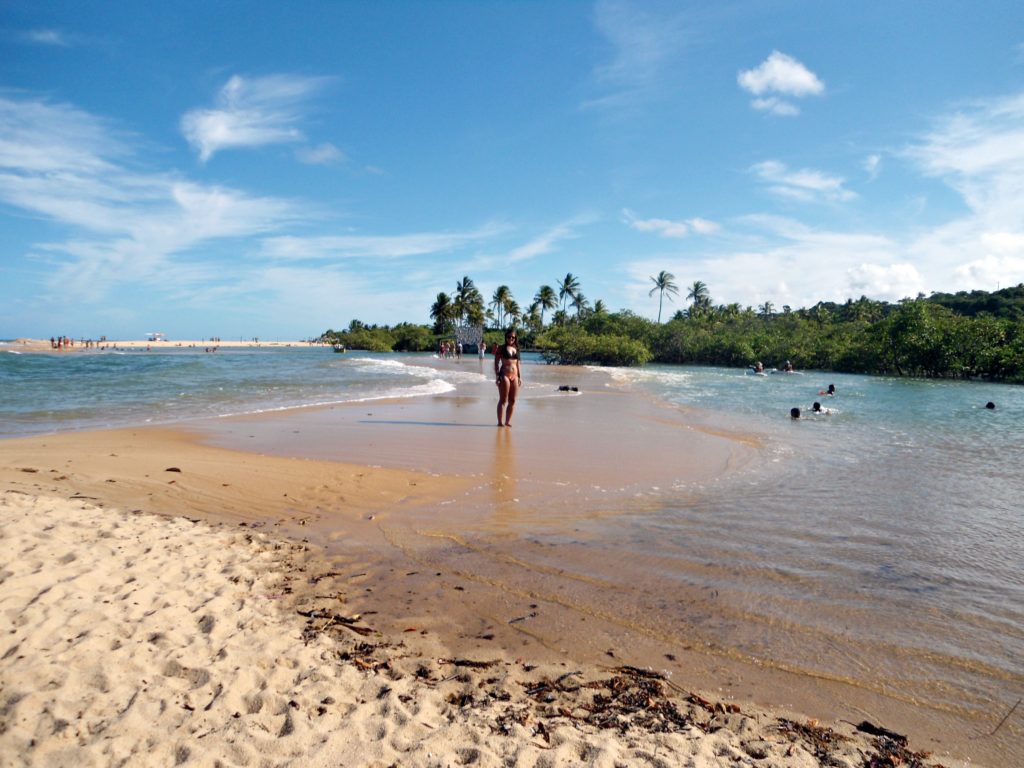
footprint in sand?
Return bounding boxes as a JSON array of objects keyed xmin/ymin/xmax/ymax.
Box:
[{"xmin": 161, "ymin": 660, "xmax": 211, "ymax": 689}]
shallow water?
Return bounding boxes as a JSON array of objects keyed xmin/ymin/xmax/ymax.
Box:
[
  {"xmin": 2, "ymin": 346, "xmax": 1021, "ymax": 754},
  {"xmin": 587, "ymin": 366, "xmax": 1023, "ymax": 712}
]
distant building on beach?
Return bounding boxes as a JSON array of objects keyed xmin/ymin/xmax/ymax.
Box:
[{"xmin": 455, "ymin": 324, "xmax": 484, "ymax": 355}]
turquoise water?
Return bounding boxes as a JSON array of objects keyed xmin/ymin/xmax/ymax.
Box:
[{"xmin": 2, "ymin": 345, "xmax": 1021, "ymax": 747}]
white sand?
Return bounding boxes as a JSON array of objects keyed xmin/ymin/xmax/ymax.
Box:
[{"xmin": 0, "ymin": 491, "xmax": 960, "ymax": 768}]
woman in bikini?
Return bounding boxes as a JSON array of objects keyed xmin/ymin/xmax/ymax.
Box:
[{"xmin": 494, "ymin": 329, "xmax": 521, "ymax": 427}]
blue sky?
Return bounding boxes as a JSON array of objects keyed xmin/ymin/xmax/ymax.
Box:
[{"xmin": 3, "ymin": 1, "xmax": 1024, "ymax": 340}]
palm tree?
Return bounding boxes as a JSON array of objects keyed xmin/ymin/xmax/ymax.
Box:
[
  {"xmin": 504, "ymin": 298, "xmax": 521, "ymax": 328},
  {"xmin": 491, "ymin": 285, "xmax": 512, "ymax": 328},
  {"xmin": 526, "ymin": 301, "xmax": 543, "ymax": 331},
  {"xmin": 455, "ymin": 276, "xmax": 483, "ymax": 326},
  {"xmin": 465, "ymin": 300, "xmax": 486, "ymax": 328},
  {"xmin": 571, "ymin": 291, "xmax": 590, "ymax": 318},
  {"xmin": 686, "ymin": 280, "xmax": 712, "ymax": 316},
  {"xmin": 759, "ymin": 301, "xmax": 775, "ymax": 319},
  {"xmin": 557, "ymin": 273, "xmax": 580, "ymax": 314},
  {"xmin": 430, "ymin": 292, "xmax": 455, "ymax": 335},
  {"xmin": 534, "ymin": 285, "xmax": 557, "ymax": 326},
  {"xmin": 649, "ymin": 270, "xmax": 680, "ymax": 323},
  {"xmin": 592, "ymin": 299, "xmax": 608, "ymax": 316}
]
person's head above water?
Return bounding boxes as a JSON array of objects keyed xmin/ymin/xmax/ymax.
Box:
[
  {"xmin": 812, "ymin": 402, "xmax": 822, "ymax": 412},
  {"xmin": 827, "ymin": 384, "xmax": 836, "ymax": 394},
  {"xmin": 985, "ymin": 401, "xmax": 995, "ymax": 410},
  {"xmin": 790, "ymin": 407, "xmax": 801, "ymax": 419}
]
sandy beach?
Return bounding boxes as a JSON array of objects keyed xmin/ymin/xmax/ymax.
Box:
[
  {"xmin": 0, "ymin": 409, "xmax": 1000, "ymax": 767},
  {"xmin": 1, "ymin": 489, "xmax": 964, "ymax": 768}
]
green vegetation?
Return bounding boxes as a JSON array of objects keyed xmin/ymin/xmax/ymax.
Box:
[
  {"xmin": 320, "ymin": 278, "xmax": 1024, "ymax": 383},
  {"xmin": 538, "ymin": 326, "xmax": 652, "ymax": 367}
]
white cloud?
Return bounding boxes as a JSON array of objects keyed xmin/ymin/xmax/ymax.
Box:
[
  {"xmin": 181, "ymin": 74, "xmax": 330, "ymax": 162},
  {"xmin": 259, "ymin": 224, "xmax": 506, "ymax": 261},
  {"xmin": 624, "ymin": 216, "xmax": 910, "ymax": 311},
  {"xmin": 738, "ymin": 51, "xmax": 824, "ymax": 116},
  {"xmin": 750, "ymin": 97, "xmax": 799, "ymax": 116},
  {"xmin": 864, "ymin": 153, "xmax": 882, "ymax": 181},
  {"xmin": 0, "ymin": 94, "xmax": 299, "ymax": 302},
  {"xmin": 898, "ymin": 91, "xmax": 1024, "ymax": 291},
  {"xmin": 847, "ymin": 263, "xmax": 923, "ymax": 299},
  {"xmin": 25, "ymin": 29, "xmax": 70, "ymax": 47},
  {"xmin": 953, "ymin": 254, "xmax": 1024, "ymax": 287},
  {"xmin": 621, "ymin": 89, "xmax": 1024, "ymax": 315},
  {"xmin": 507, "ymin": 221, "xmax": 581, "ymax": 262},
  {"xmin": 751, "ymin": 160, "xmax": 856, "ymax": 203},
  {"xmin": 0, "ymin": 95, "xmax": 125, "ymax": 176},
  {"xmin": 585, "ymin": 0, "xmax": 687, "ymax": 109},
  {"xmin": 296, "ymin": 142, "xmax": 346, "ymax": 165},
  {"xmin": 904, "ymin": 92, "xmax": 1024, "ymax": 221},
  {"xmin": 623, "ymin": 208, "xmax": 720, "ymax": 238}
]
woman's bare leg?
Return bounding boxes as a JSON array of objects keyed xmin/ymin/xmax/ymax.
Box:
[
  {"xmin": 496, "ymin": 377, "xmax": 509, "ymax": 426},
  {"xmin": 504, "ymin": 378, "xmax": 519, "ymax": 427}
]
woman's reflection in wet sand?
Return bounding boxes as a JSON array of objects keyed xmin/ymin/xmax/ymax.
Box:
[{"xmin": 489, "ymin": 423, "xmax": 518, "ymax": 527}]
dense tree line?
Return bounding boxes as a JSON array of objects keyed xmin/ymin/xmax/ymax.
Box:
[
  {"xmin": 320, "ymin": 278, "xmax": 1024, "ymax": 383},
  {"xmin": 928, "ymin": 284, "xmax": 1024, "ymax": 320}
]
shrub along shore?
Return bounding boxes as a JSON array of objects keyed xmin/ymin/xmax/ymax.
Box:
[{"xmin": 320, "ymin": 286, "xmax": 1024, "ymax": 382}]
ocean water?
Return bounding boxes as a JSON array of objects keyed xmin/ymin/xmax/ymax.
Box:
[
  {"xmin": 2, "ymin": 344, "xmax": 1021, "ymax": 747},
  {"xmin": 0, "ymin": 346, "xmax": 485, "ymax": 438}
]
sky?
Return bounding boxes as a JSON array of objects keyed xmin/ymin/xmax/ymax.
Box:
[{"xmin": 3, "ymin": 1, "xmax": 1024, "ymax": 340}]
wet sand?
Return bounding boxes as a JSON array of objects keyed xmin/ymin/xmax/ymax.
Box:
[
  {"xmin": 0, "ymin": 367, "xmax": 1010, "ymax": 766},
  {"xmin": 198, "ymin": 362, "xmax": 754, "ymax": 524}
]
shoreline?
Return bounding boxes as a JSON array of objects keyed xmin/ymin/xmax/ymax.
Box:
[{"xmin": 0, "ymin": 415, "xmax": 1010, "ymax": 766}]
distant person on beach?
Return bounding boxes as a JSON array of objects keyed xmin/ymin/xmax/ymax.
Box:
[{"xmin": 494, "ymin": 329, "xmax": 521, "ymax": 428}]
